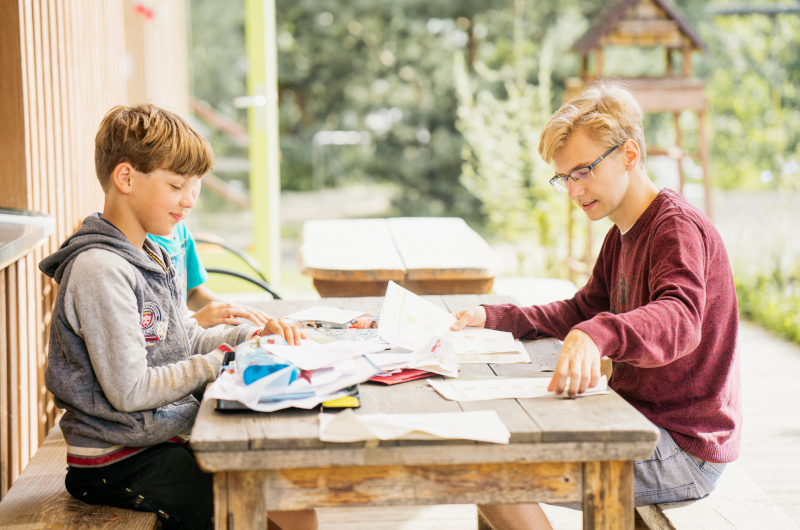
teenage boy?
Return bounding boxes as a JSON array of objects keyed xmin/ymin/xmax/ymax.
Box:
[
  {"xmin": 40, "ymin": 104, "xmax": 317, "ymax": 530},
  {"xmin": 451, "ymin": 81, "xmax": 741, "ymax": 529}
]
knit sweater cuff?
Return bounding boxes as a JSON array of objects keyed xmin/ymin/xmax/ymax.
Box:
[
  {"xmin": 573, "ymin": 320, "xmax": 620, "ymax": 359},
  {"xmin": 202, "ymin": 343, "xmax": 233, "ymax": 375},
  {"xmin": 481, "ymin": 304, "xmax": 505, "ymax": 329}
]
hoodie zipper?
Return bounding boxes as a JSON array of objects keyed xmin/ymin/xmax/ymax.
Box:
[{"xmin": 143, "ymin": 244, "xmax": 191, "ymax": 354}]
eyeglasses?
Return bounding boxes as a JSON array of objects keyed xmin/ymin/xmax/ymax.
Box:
[{"xmin": 549, "ymin": 143, "xmax": 623, "ymax": 192}]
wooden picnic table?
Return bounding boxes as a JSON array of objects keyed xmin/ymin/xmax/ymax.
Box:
[
  {"xmin": 297, "ymin": 218, "xmax": 496, "ymax": 297},
  {"xmin": 191, "ymin": 295, "xmax": 659, "ymax": 530}
]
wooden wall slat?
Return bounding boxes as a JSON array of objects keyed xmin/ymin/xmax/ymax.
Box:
[
  {"xmin": 0, "ymin": 0, "xmax": 127, "ymax": 498},
  {"xmin": 15, "ymin": 259, "xmax": 29, "ymax": 471},
  {"xmin": 7, "ymin": 262, "xmax": 20, "ymax": 487},
  {"xmin": 0, "ymin": 0, "xmax": 28, "ymax": 210},
  {"xmin": 25, "ymin": 256, "xmax": 37, "ymax": 458},
  {"xmin": 0, "ymin": 268, "xmax": 8, "ymax": 497}
]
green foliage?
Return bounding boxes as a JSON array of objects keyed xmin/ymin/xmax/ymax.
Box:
[
  {"xmin": 735, "ymin": 265, "xmax": 800, "ymax": 346},
  {"xmin": 455, "ymin": 33, "xmax": 569, "ymax": 274},
  {"xmin": 697, "ymin": 8, "xmax": 800, "ymax": 191}
]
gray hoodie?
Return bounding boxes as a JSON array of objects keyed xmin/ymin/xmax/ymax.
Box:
[{"xmin": 40, "ymin": 214, "xmax": 257, "ymax": 466}]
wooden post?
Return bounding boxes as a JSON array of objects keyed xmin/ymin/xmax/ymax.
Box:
[
  {"xmin": 595, "ymin": 48, "xmax": 604, "ymax": 78},
  {"xmin": 245, "ymin": 0, "xmax": 282, "ymax": 287},
  {"xmin": 682, "ymin": 48, "xmax": 692, "ymax": 77},
  {"xmin": 673, "ymin": 111, "xmax": 685, "ymax": 194},
  {"xmin": 583, "ymin": 218, "xmax": 593, "ymax": 272},
  {"xmin": 567, "ymin": 200, "xmax": 575, "ymax": 284},
  {"xmin": 698, "ymin": 110, "xmax": 712, "ymax": 220},
  {"xmin": 583, "ymin": 460, "xmax": 634, "ymax": 530},
  {"xmin": 666, "ymin": 48, "xmax": 673, "ymax": 76},
  {"xmin": 581, "ymin": 54, "xmax": 589, "ymax": 80}
]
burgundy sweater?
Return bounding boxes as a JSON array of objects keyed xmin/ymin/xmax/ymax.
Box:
[{"xmin": 484, "ymin": 189, "xmax": 741, "ymax": 463}]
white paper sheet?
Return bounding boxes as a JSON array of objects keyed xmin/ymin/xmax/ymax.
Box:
[
  {"xmin": 378, "ymin": 281, "xmax": 521, "ymax": 356},
  {"xmin": 319, "ymin": 409, "xmax": 510, "ymax": 444},
  {"xmin": 454, "ymin": 340, "xmax": 532, "ymax": 364},
  {"xmin": 266, "ymin": 339, "xmax": 389, "ymax": 370},
  {"xmin": 429, "ymin": 375, "xmax": 608, "ymax": 401},
  {"xmin": 284, "ymin": 306, "xmax": 366, "ymax": 324}
]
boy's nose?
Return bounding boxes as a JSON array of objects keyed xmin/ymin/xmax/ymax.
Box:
[
  {"xmin": 180, "ymin": 189, "xmax": 196, "ymax": 209},
  {"xmin": 567, "ymin": 178, "xmax": 586, "ymax": 200}
]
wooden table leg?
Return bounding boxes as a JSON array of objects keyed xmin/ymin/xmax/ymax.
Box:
[
  {"xmin": 214, "ymin": 472, "xmax": 229, "ymax": 530},
  {"xmin": 582, "ymin": 460, "xmax": 634, "ymax": 530},
  {"xmin": 214, "ymin": 471, "xmax": 268, "ymax": 530}
]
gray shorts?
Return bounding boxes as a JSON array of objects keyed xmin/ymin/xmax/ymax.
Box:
[{"xmin": 558, "ymin": 426, "xmax": 727, "ymax": 509}]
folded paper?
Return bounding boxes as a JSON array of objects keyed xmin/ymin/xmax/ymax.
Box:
[{"xmin": 319, "ymin": 409, "xmax": 510, "ymax": 444}]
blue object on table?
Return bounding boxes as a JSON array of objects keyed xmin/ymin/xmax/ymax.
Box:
[{"xmin": 235, "ymin": 335, "xmax": 299, "ymax": 386}]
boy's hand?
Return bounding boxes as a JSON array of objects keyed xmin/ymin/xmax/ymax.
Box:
[
  {"xmin": 260, "ymin": 318, "xmax": 305, "ymax": 346},
  {"xmin": 548, "ymin": 329, "xmax": 602, "ymax": 398},
  {"xmin": 191, "ymin": 301, "xmax": 271, "ymax": 328},
  {"xmin": 450, "ymin": 306, "xmax": 487, "ymax": 331}
]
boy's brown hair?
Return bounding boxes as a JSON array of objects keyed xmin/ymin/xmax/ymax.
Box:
[
  {"xmin": 95, "ymin": 104, "xmax": 214, "ymax": 190},
  {"xmin": 538, "ymin": 80, "xmax": 646, "ymax": 168}
]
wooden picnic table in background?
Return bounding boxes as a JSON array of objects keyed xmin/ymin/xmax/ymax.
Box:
[
  {"xmin": 297, "ymin": 218, "xmax": 496, "ymax": 297},
  {"xmin": 191, "ymin": 295, "xmax": 659, "ymax": 530}
]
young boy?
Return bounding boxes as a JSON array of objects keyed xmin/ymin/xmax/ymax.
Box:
[
  {"xmin": 451, "ymin": 81, "xmax": 741, "ymax": 529},
  {"xmin": 40, "ymin": 104, "xmax": 317, "ymax": 530}
]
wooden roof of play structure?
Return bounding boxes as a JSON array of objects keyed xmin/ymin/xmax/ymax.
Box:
[{"xmin": 571, "ymin": 0, "xmax": 706, "ymax": 54}]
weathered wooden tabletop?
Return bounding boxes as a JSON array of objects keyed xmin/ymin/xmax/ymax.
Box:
[
  {"xmin": 297, "ymin": 218, "xmax": 496, "ymax": 297},
  {"xmin": 191, "ymin": 295, "xmax": 659, "ymax": 530}
]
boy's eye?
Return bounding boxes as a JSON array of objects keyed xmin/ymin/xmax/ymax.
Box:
[{"xmin": 171, "ymin": 184, "xmax": 182, "ymax": 190}]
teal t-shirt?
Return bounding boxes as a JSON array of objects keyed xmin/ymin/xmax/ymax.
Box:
[{"xmin": 148, "ymin": 222, "xmax": 209, "ymax": 302}]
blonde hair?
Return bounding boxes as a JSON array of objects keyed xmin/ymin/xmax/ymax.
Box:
[
  {"xmin": 94, "ymin": 104, "xmax": 214, "ymax": 190},
  {"xmin": 538, "ymin": 80, "xmax": 646, "ymax": 167}
]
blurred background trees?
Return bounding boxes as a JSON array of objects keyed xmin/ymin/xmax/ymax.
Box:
[{"xmin": 188, "ymin": 0, "xmax": 800, "ymax": 342}]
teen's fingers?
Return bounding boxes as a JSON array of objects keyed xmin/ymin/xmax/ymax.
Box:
[
  {"xmin": 450, "ymin": 306, "xmax": 486, "ymax": 331},
  {"xmin": 548, "ymin": 354, "xmax": 570, "ymax": 395},
  {"xmin": 590, "ymin": 358, "xmax": 602, "ymax": 390},
  {"xmin": 578, "ymin": 356, "xmax": 593, "ymax": 395}
]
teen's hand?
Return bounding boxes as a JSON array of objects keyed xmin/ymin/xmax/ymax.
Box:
[
  {"xmin": 548, "ymin": 329, "xmax": 602, "ymax": 397},
  {"xmin": 450, "ymin": 306, "xmax": 487, "ymax": 331},
  {"xmin": 260, "ymin": 318, "xmax": 305, "ymax": 346},
  {"xmin": 191, "ymin": 301, "xmax": 271, "ymax": 328}
]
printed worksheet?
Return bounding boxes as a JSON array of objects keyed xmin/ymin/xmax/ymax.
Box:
[
  {"xmin": 378, "ymin": 281, "xmax": 520, "ymax": 356},
  {"xmin": 429, "ymin": 375, "xmax": 608, "ymax": 401}
]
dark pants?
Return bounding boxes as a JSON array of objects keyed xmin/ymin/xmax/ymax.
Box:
[{"xmin": 65, "ymin": 443, "xmax": 213, "ymax": 530}]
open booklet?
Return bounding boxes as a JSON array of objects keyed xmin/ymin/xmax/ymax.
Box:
[{"xmin": 377, "ymin": 281, "xmax": 529, "ymax": 363}]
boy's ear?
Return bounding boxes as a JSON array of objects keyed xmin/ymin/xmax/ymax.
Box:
[
  {"xmin": 110, "ymin": 162, "xmax": 135, "ymax": 194},
  {"xmin": 623, "ymin": 139, "xmax": 640, "ymax": 170}
]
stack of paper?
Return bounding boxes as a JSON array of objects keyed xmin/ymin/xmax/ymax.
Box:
[
  {"xmin": 204, "ymin": 338, "xmax": 384, "ymax": 412},
  {"xmin": 366, "ymin": 335, "xmax": 460, "ymax": 384},
  {"xmin": 378, "ymin": 281, "xmax": 531, "ymax": 365}
]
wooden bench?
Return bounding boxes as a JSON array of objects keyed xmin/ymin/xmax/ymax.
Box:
[
  {"xmin": 0, "ymin": 425, "xmax": 158, "ymax": 530},
  {"xmin": 637, "ymin": 462, "xmax": 798, "ymax": 529}
]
